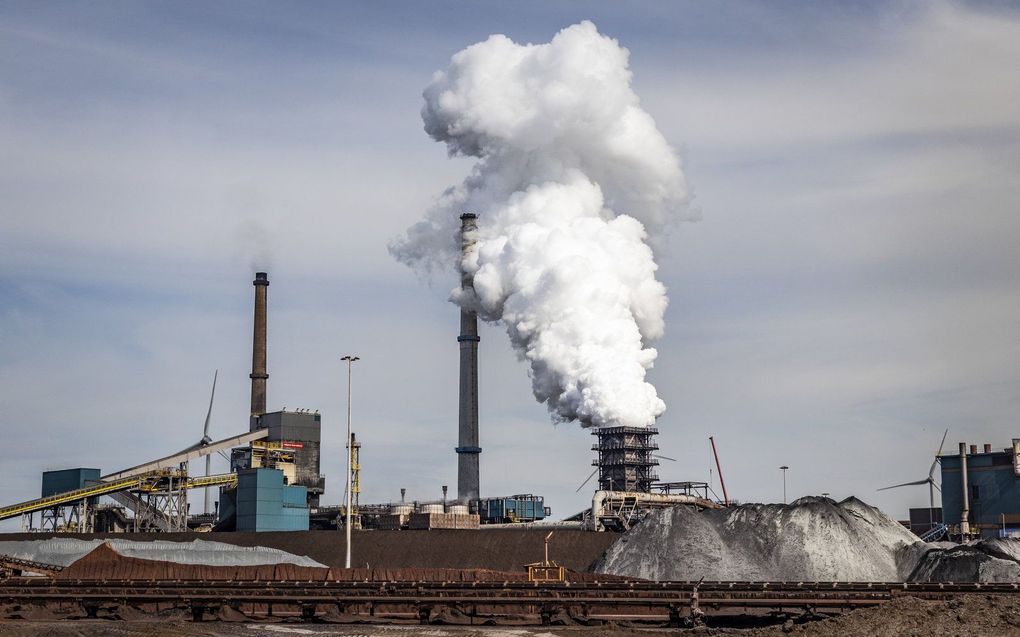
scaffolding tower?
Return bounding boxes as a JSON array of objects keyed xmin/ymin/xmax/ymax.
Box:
[
  {"xmin": 350, "ymin": 432, "xmax": 361, "ymax": 517},
  {"xmin": 592, "ymin": 426, "xmax": 660, "ymax": 493}
]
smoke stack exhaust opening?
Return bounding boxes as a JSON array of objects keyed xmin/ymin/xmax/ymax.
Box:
[
  {"xmin": 456, "ymin": 213, "xmax": 481, "ymax": 504},
  {"xmin": 250, "ymin": 271, "xmax": 269, "ymax": 430}
]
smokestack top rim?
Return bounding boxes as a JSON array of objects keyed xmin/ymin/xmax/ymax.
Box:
[
  {"xmin": 460, "ymin": 212, "xmax": 478, "ymax": 220},
  {"xmin": 254, "ymin": 271, "xmax": 270, "ymax": 286}
]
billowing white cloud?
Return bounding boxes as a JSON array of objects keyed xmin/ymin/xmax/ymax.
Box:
[{"xmin": 393, "ymin": 22, "xmax": 688, "ymax": 428}]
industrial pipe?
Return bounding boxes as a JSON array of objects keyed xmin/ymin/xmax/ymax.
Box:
[{"xmin": 590, "ymin": 490, "xmax": 719, "ymax": 532}]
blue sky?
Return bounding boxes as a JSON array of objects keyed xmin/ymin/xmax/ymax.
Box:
[{"xmin": 1, "ymin": 1, "xmax": 1019, "ymax": 526}]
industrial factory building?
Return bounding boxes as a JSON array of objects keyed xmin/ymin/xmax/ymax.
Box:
[{"xmin": 941, "ymin": 440, "xmax": 1020, "ymax": 538}]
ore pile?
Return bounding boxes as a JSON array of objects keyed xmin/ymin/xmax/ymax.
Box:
[
  {"xmin": 909, "ymin": 537, "xmax": 1020, "ymax": 582},
  {"xmin": 596, "ymin": 496, "xmax": 928, "ymax": 581},
  {"xmin": 0, "ymin": 537, "xmax": 324, "ymax": 568}
]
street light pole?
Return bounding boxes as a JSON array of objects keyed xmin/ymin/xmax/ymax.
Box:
[
  {"xmin": 341, "ymin": 355, "xmax": 360, "ymax": 569},
  {"xmin": 780, "ymin": 466, "xmax": 789, "ymax": 504}
]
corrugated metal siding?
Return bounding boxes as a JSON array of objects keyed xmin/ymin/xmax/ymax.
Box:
[
  {"xmin": 234, "ymin": 468, "xmax": 308, "ymax": 532},
  {"xmin": 41, "ymin": 468, "xmax": 101, "ymax": 498}
]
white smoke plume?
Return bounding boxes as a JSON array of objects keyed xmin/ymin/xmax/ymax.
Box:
[{"xmin": 391, "ymin": 21, "xmax": 689, "ymax": 428}]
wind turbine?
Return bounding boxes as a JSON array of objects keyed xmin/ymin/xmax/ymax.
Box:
[
  {"xmin": 877, "ymin": 428, "xmax": 948, "ymax": 530},
  {"xmin": 201, "ymin": 370, "xmax": 217, "ymax": 515},
  {"xmin": 180, "ymin": 370, "xmax": 218, "ymax": 514}
]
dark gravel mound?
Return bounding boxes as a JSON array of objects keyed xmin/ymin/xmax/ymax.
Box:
[{"xmin": 910, "ymin": 537, "xmax": 1020, "ymax": 582}]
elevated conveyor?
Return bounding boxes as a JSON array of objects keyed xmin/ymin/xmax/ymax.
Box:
[
  {"xmin": 102, "ymin": 429, "xmax": 268, "ymax": 480},
  {"xmin": 0, "ymin": 472, "xmax": 240, "ymax": 523},
  {"xmin": 0, "ymin": 476, "xmax": 143, "ymax": 521},
  {"xmin": 0, "ymin": 429, "xmax": 264, "ymax": 522}
]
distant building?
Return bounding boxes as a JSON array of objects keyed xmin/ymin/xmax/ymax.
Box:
[
  {"xmin": 941, "ymin": 440, "xmax": 1020, "ymax": 538},
  {"xmin": 906, "ymin": 507, "xmax": 943, "ymax": 536}
]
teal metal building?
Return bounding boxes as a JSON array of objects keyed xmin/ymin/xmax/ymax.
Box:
[
  {"xmin": 229, "ymin": 468, "xmax": 309, "ymax": 532},
  {"xmin": 41, "ymin": 468, "xmax": 100, "ymax": 498},
  {"xmin": 941, "ymin": 441, "xmax": 1020, "ymax": 538}
]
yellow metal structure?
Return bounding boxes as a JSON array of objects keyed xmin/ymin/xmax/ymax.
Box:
[
  {"xmin": 186, "ymin": 473, "xmax": 238, "ymax": 490},
  {"xmin": 350, "ymin": 433, "xmax": 361, "ymax": 517},
  {"xmin": 247, "ymin": 441, "xmax": 297, "ymax": 486},
  {"xmin": 527, "ymin": 563, "xmax": 565, "ymax": 583},
  {"xmin": 526, "ymin": 531, "xmax": 565, "ymax": 583},
  {"xmin": 0, "ymin": 471, "xmax": 239, "ymax": 522},
  {"xmin": 0, "ymin": 476, "xmax": 143, "ymax": 520}
]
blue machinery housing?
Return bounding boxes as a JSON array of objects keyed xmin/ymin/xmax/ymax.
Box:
[
  {"xmin": 478, "ymin": 495, "xmax": 550, "ymax": 524},
  {"xmin": 220, "ymin": 468, "xmax": 309, "ymax": 532}
]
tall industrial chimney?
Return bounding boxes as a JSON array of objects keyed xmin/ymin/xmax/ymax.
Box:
[
  {"xmin": 456, "ymin": 213, "xmax": 481, "ymax": 504},
  {"xmin": 250, "ymin": 272, "xmax": 269, "ymax": 430}
]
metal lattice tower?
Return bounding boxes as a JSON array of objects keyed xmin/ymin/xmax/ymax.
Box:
[
  {"xmin": 350, "ymin": 432, "xmax": 361, "ymax": 516},
  {"xmin": 592, "ymin": 427, "xmax": 660, "ymax": 493}
]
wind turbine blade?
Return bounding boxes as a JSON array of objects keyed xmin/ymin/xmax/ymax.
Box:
[
  {"xmin": 653, "ymin": 454, "xmax": 677, "ymax": 462},
  {"xmin": 877, "ymin": 478, "xmax": 930, "ymax": 491},
  {"xmin": 576, "ymin": 467, "xmax": 598, "ymax": 493},
  {"xmin": 203, "ymin": 370, "xmax": 218, "ymax": 440},
  {"xmin": 931, "ymin": 481, "xmax": 942, "ymax": 493},
  {"xmin": 929, "ymin": 427, "xmax": 949, "ymax": 479}
]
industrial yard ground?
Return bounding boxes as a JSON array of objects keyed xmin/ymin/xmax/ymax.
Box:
[
  {"xmin": 3, "ymin": 500, "xmax": 1020, "ymax": 635},
  {"xmin": 1, "ymin": 594, "xmax": 1020, "ymax": 636}
]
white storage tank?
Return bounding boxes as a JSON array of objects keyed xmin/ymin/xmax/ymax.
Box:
[
  {"xmin": 419, "ymin": 503, "xmax": 445, "ymax": 514},
  {"xmin": 447, "ymin": 504, "xmax": 469, "ymax": 515},
  {"xmin": 390, "ymin": 504, "xmax": 413, "ymax": 516}
]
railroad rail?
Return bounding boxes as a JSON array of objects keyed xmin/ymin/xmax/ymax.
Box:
[{"xmin": 0, "ymin": 579, "xmax": 1016, "ymax": 624}]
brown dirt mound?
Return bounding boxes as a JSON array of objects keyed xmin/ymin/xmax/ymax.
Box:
[
  {"xmin": 747, "ymin": 594, "xmax": 1020, "ymax": 637},
  {"xmin": 57, "ymin": 541, "xmax": 627, "ymax": 583}
]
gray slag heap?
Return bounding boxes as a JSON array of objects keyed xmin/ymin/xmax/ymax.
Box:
[
  {"xmin": 910, "ymin": 537, "xmax": 1020, "ymax": 582},
  {"xmin": 596, "ymin": 496, "xmax": 926, "ymax": 582}
]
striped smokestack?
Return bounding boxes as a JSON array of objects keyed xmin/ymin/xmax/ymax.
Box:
[
  {"xmin": 250, "ymin": 271, "xmax": 269, "ymax": 430},
  {"xmin": 456, "ymin": 213, "xmax": 481, "ymax": 503}
]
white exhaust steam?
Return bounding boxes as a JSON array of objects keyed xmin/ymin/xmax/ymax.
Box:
[{"xmin": 392, "ymin": 21, "xmax": 689, "ymax": 428}]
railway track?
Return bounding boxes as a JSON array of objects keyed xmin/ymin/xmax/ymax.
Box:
[{"xmin": 1, "ymin": 579, "xmax": 1017, "ymax": 625}]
